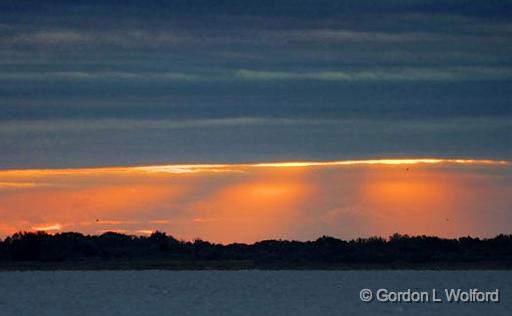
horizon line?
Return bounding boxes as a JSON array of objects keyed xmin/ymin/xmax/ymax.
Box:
[
  {"xmin": 1, "ymin": 158, "xmax": 510, "ymax": 175},
  {"xmin": 4, "ymin": 229, "xmax": 512, "ymax": 245}
]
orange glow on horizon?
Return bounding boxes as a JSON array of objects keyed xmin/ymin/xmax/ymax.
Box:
[
  {"xmin": 0, "ymin": 158, "xmax": 508, "ymax": 177},
  {"xmin": 0, "ymin": 158, "xmax": 510, "ymax": 243},
  {"xmin": 359, "ymin": 170, "xmax": 459, "ymax": 236},
  {"xmin": 32, "ymin": 223, "xmax": 62, "ymax": 232}
]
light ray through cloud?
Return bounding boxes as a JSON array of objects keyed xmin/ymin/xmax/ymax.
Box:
[{"xmin": 0, "ymin": 158, "xmax": 510, "ymax": 243}]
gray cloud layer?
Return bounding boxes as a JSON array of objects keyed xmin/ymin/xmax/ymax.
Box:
[
  {"xmin": 2, "ymin": 66, "xmax": 511, "ymax": 83},
  {"xmin": 0, "ymin": 1, "xmax": 511, "ymax": 167}
]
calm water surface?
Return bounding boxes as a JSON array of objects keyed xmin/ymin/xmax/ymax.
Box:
[{"xmin": 0, "ymin": 271, "xmax": 510, "ymax": 315}]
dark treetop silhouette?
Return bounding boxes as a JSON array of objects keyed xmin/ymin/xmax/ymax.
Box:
[{"xmin": 1, "ymin": 231, "xmax": 511, "ymax": 270}]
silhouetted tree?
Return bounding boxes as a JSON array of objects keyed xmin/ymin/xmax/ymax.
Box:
[{"xmin": 1, "ymin": 231, "xmax": 511, "ymax": 267}]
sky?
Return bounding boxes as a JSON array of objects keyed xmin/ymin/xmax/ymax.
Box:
[
  {"xmin": 1, "ymin": 160, "xmax": 511, "ymax": 243},
  {"xmin": 0, "ymin": 1, "xmax": 511, "ymax": 242},
  {"xmin": 0, "ymin": 0, "xmax": 511, "ymax": 167}
]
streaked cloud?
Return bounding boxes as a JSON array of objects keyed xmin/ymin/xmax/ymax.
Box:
[
  {"xmin": 2, "ymin": 66, "xmax": 511, "ymax": 83},
  {"xmin": 0, "ymin": 118, "xmax": 283, "ymax": 132},
  {"xmin": 7, "ymin": 31, "xmax": 93, "ymax": 45},
  {"xmin": 32, "ymin": 223, "xmax": 62, "ymax": 232},
  {"xmin": 0, "ymin": 182, "xmax": 38, "ymax": 189},
  {"xmin": 0, "ymin": 158, "xmax": 508, "ymax": 178},
  {"xmin": 1, "ymin": 117, "xmax": 510, "ymax": 133},
  {"xmin": 0, "ymin": 1, "xmax": 510, "ymax": 169},
  {"xmin": 0, "ymin": 116, "xmax": 510, "ymax": 169},
  {"xmin": 269, "ymin": 29, "xmax": 444, "ymax": 43},
  {"xmin": 1, "ymin": 30, "xmax": 184, "ymax": 46},
  {"xmin": 0, "ymin": 71, "xmax": 199, "ymax": 82},
  {"xmin": 235, "ymin": 67, "xmax": 512, "ymax": 82}
]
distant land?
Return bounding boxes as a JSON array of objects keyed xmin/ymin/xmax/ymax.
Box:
[{"xmin": 1, "ymin": 232, "xmax": 511, "ymax": 270}]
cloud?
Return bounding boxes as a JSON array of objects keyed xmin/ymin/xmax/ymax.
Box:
[
  {"xmin": 1, "ymin": 30, "xmax": 184, "ymax": 46},
  {"xmin": 234, "ymin": 67, "xmax": 512, "ymax": 82},
  {"xmin": 0, "ymin": 118, "xmax": 278, "ymax": 133},
  {"xmin": 32, "ymin": 223, "xmax": 62, "ymax": 232},
  {"xmin": 2, "ymin": 117, "xmax": 511, "ymax": 133},
  {"xmin": 0, "ymin": 2, "xmax": 510, "ymax": 170},
  {"xmin": 0, "ymin": 182, "xmax": 38, "ymax": 189},
  {"xmin": 270, "ymin": 29, "xmax": 440, "ymax": 43},
  {"xmin": 8, "ymin": 31, "xmax": 93, "ymax": 44},
  {"xmin": 2, "ymin": 66, "xmax": 510, "ymax": 83},
  {"xmin": 0, "ymin": 71, "xmax": 200, "ymax": 82}
]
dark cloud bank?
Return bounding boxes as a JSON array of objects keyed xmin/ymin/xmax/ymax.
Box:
[{"xmin": 0, "ymin": 0, "xmax": 511, "ymax": 168}]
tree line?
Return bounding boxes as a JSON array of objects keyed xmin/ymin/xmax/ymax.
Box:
[{"xmin": 0, "ymin": 231, "xmax": 511, "ymax": 268}]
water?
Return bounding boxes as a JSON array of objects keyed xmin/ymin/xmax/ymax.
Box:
[{"xmin": 0, "ymin": 271, "xmax": 510, "ymax": 315}]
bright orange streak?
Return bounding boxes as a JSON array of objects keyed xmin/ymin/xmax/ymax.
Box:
[
  {"xmin": 32, "ymin": 223, "xmax": 62, "ymax": 232},
  {"xmin": 135, "ymin": 229, "xmax": 154, "ymax": 235},
  {"xmin": 251, "ymin": 159, "xmax": 509, "ymax": 168},
  {"xmin": 1, "ymin": 158, "xmax": 506, "ymax": 178}
]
